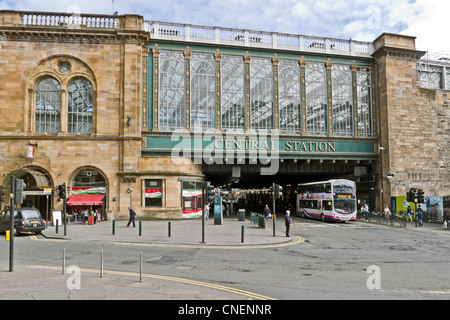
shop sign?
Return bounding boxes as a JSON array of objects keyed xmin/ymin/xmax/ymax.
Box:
[{"xmin": 26, "ymin": 145, "xmax": 34, "ymax": 159}]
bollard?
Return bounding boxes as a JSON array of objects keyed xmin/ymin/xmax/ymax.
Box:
[
  {"xmin": 100, "ymin": 250, "xmax": 103, "ymax": 278},
  {"xmin": 168, "ymin": 221, "xmax": 171, "ymax": 237},
  {"xmin": 112, "ymin": 220, "xmax": 115, "ymax": 235},
  {"xmin": 5, "ymin": 230, "xmax": 10, "ymax": 242},
  {"xmin": 56, "ymin": 219, "xmax": 59, "ymax": 234},
  {"xmin": 140, "ymin": 251, "xmax": 143, "ymax": 282},
  {"xmin": 62, "ymin": 248, "xmax": 66, "ymax": 275},
  {"xmin": 139, "ymin": 221, "xmax": 142, "ymax": 236},
  {"xmin": 273, "ymin": 219, "xmax": 276, "ymax": 237},
  {"xmin": 241, "ymin": 225, "xmax": 244, "ymax": 243}
]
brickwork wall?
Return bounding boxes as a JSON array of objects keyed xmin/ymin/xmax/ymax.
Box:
[{"xmin": 374, "ymin": 34, "xmax": 450, "ymax": 205}]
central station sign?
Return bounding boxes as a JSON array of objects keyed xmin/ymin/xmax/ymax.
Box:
[
  {"xmin": 144, "ymin": 134, "xmax": 377, "ymax": 160},
  {"xmin": 213, "ymin": 138, "xmax": 336, "ymax": 153}
]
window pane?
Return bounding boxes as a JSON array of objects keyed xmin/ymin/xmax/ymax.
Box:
[
  {"xmin": 332, "ymin": 64, "xmax": 353, "ymax": 137},
  {"xmin": 145, "ymin": 179, "xmax": 162, "ymax": 207},
  {"xmin": 356, "ymin": 67, "xmax": 373, "ymax": 138},
  {"xmin": 279, "ymin": 60, "xmax": 301, "ymax": 135},
  {"xmin": 417, "ymin": 63, "xmax": 442, "ymax": 89},
  {"xmin": 159, "ymin": 50, "xmax": 185, "ymax": 131},
  {"xmin": 35, "ymin": 78, "xmax": 61, "ymax": 133},
  {"xmin": 250, "ymin": 58, "xmax": 273, "ymax": 133},
  {"xmin": 190, "ymin": 53, "xmax": 216, "ymax": 131},
  {"xmin": 305, "ymin": 62, "xmax": 327, "ymax": 136},
  {"xmin": 68, "ymin": 79, "xmax": 93, "ymax": 134},
  {"xmin": 221, "ymin": 55, "xmax": 245, "ymax": 132}
]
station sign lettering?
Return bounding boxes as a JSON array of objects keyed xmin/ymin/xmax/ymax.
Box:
[{"xmin": 213, "ymin": 139, "xmax": 335, "ymax": 153}]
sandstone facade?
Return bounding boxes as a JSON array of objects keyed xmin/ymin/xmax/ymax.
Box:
[
  {"xmin": 1, "ymin": 11, "xmax": 448, "ymax": 220},
  {"xmin": 0, "ymin": 11, "xmax": 150, "ymax": 218},
  {"xmin": 373, "ymin": 33, "xmax": 449, "ymax": 208}
]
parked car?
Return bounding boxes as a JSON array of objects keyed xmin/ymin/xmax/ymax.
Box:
[{"xmin": 0, "ymin": 207, "xmax": 45, "ymax": 235}]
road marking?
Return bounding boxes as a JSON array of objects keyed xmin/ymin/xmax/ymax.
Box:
[
  {"xmin": 112, "ymin": 235, "xmax": 305, "ymax": 250},
  {"xmin": 28, "ymin": 264, "xmax": 276, "ymax": 300},
  {"xmin": 26, "ymin": 235, "xmax": 66, "ymax": 242},
  {"xmin": 422, "ymin": 290, "xmax": 450, "ymax": 295}
]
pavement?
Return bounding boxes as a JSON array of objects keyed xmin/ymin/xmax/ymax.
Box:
[
  {"xmin": 0, "ymin": 215, "xmax": 448, "ymax": 300},
  {"xmin": 40, "ymin": 215, "xmax": 297, "ymax": 247},
  {"xmin": 0, "ymin": 215, "xmax": 299, "ymax": 301}
]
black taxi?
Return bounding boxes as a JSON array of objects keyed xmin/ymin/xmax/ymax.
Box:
[{"xmin": 0, "ymin": 207, "xmax": 46, "ymax": 235}]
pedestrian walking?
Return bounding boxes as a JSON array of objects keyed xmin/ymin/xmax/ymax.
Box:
[
  {"xmin": 384, "ymin": 205, "xmax": 391, "ymax": 224},
  {"xmin": 406, "ymin": 206, "xmax": 413, "ymax": 222},
  {"xmin": 127, "ymin": 206, "xmax": 136, "ymax": 227},
  {"xmin": 285, "ymin": 210, "xmax": 292, "ymax": 237},
  {"xmin": 362, "ymin": 203, "xmax": 369, "ymax": 221},
  {"xmin": 204, "ymin": 203, "xmax": 210, "ymax": 220},
  {"xmin": 444, "ymin": 210, "xmax": 449, "ymax": 230},
  {"xmin": 264, "ymin": 204, "xmax": 272, "ymax": 220},
  {"xmin": 417, "ymin": 205, "xmax": 423, "ymax": 227}
]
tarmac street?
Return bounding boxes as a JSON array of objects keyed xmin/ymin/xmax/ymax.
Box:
[{"xmin": 0, "ymin": 216, "xmax": 449, "ymax": 300}]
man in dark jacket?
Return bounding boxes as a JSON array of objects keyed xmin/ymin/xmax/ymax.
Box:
[
  {"xmin": 127, "ymin": 206, "xmax": 136, "ymax": 227},
  {"xmin": 285, "ymin": 210, "xmax": 292, "ymax": 237}
]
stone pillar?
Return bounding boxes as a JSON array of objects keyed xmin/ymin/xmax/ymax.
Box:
[{"xmin": 372, "ymin": 33, "xmax": 426, "ymax": 209}]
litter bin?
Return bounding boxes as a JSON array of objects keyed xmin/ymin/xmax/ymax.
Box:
[{"xmin": 238, "ymin": 209, "xmax": 245, "ymax": 221}]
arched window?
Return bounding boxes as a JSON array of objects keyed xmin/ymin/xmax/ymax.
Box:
[
  {"xmin": 68, "ymin": 78, "xmax": 93, "ymax": 134},
  {"xmin": 35, "ymin": 78, "xmax": 61, "ymax": 133}
]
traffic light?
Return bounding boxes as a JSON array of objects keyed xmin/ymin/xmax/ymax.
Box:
[
  {"xmin": 206, "ymin": 182, "xmax": 215, "ymax": 202},
  {"xmin": 406, "ymin": 190, "xmax": 413, "ymax": 202},
  {"xmin": 57, "ymin": 183, "xmax": 66, "ymax": 199},
  {"xmin": 274, "ymin": 184, "xmax": 283, "ymax": 200},
  {"xmin": 14, "ymin": 179, "xmax": 26, "ymax": 205},
  {"xmin": 406, "ymin": 188, "xmax": 418, "ymax": 203},
  {"xmin": 417, "ymin": 189, "xmax": 424, "ymax": 203}
]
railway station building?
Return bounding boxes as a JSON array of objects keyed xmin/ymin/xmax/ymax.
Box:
[{"xmin": 0, "ymin": 10, "xmax": 448, "ymax": 221}]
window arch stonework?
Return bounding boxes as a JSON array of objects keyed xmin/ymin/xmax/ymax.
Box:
[{"xmin": 27, "ymin": 56, "xmax": 97, "ymax": 135}]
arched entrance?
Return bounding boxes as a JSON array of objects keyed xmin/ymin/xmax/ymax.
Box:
[
  {"xmin": 67, "ymin": 168, "xmax": 108, "ymax": 222},
  {"xmin": 1, "ymin": 166, "xmax": 53, "ymax": 224}
]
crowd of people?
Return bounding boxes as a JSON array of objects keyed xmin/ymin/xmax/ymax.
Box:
[{"xmin": 69, "ymin": 208, "xmax": 102, "ymax": 224}]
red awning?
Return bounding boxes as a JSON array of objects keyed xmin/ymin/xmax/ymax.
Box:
[{"xmin": 66, "ymin": 194, "xmax": 105, "ymax": 206}]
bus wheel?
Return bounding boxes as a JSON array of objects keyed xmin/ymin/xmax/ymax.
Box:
[{"xmin": 320, "ymin": 214, "xmax": 325, "ymax": 222}]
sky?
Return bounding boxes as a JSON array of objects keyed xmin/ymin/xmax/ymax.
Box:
[{"xmin": 1, "ymin": 0, "xmax": 448, "ymax": 53}]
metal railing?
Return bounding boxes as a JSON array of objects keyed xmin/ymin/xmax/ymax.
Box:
[
  {"xmin": 250, "ymin": 212, "xmax": 266, "ymax": 228},
  {"xmin": 144, "ymin": 21, "xmax": 374, "ymax": 58},
  {"xmin": 357, "ymin": 210, "xmax": 406, "ymax": 227}
]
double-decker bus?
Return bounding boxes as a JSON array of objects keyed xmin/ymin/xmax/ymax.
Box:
[{"xmin": 296, "ymin": 179, "xmax": 357, "ymax": 222}]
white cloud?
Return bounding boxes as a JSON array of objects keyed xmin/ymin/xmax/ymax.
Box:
[
  {"xmin": 400, "ymin": 0, "xmax": 450, "ymax": 53},
  {"xmin": 291, "ymin": 2, "xmax": 311, "ymax": 18}
]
